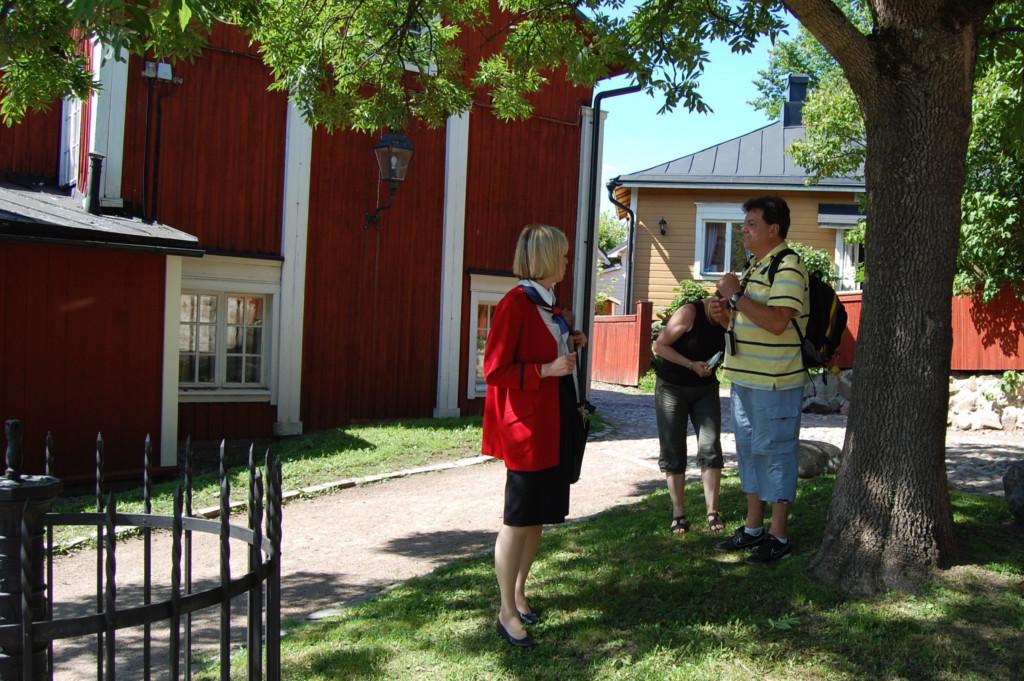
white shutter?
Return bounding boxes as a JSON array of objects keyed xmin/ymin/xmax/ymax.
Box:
[{"xmin": 59, "ymin": 97, "xmax": 82, "ymax": 187}]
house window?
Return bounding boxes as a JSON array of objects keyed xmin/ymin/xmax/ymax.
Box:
[
  {"xmin": 467, "ymin": 273, "xmax": 518, "ymax": 399},
  {"xmin": 474, "ymin": 302, "xmax": 498, "ymax": 394},
  {"xmin": 694, "ymin": 203, "xmax": 747, "ymax": 278},
  {"xmin": 834, "ymin": 230, "xmax": 865, "ymax": 292},
  {"xmin": 403, "ymin": 18, "xmax": 439, "ymax": 74},
  {"xmin": 701, "ymin": 220, "xmax": 747, "ymax": 275},
  {"xmin": 179, "ymin": 293, "xmax": 267, "ymax": 387}
]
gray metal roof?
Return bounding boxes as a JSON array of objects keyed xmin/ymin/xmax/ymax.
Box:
[
  {"xmin": 616, "ymin": 121, "xmax": 864, "ymax": 192},
  {"xmin": 0, "ymin": 183, "xmax": 202, "ymax": 255}
]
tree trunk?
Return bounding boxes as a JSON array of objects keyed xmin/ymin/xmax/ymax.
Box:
[{"xmin": 808, "ymin": 9, "xmax": 987, "ymax": 594}]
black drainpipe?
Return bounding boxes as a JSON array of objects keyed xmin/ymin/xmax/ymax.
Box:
[
  {"xmin": 86, "ymin": 152, "xmax": 105, "ymax": 214},
  {"xmin": 578, "ymin": 83, "xmax": 641, "ymax": 400},
  {"xmin": 149, "ymin": 87, "xmax": 171, "ymax": 221},
  {"xmin": 605, "ymin": 176, "xmax": 635, "ymax": 311}
]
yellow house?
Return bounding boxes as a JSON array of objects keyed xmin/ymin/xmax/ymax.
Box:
[{"xmin": 611, "ymin": 75, "xmax": 866, "ymax": 312}]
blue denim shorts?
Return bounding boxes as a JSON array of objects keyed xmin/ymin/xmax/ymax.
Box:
[{"xmin": 731, "ymin": 384, "xmax": 802, "ymax": 503}]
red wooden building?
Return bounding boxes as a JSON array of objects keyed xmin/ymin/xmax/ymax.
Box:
[{"xmin": 0, "ymin": 21, "xmax": 604, "ymax": 479}]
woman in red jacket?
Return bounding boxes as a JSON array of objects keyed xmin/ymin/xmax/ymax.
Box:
[{"xmin": 483, "ymin": 224, "xmax": 587, "ymax": 649}]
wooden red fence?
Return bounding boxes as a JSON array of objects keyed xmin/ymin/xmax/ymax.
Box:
[
  {"xmin": 591, "ymin": 302, "xmax": 653, "ymax": 385},
  {"xmin": 834, "ymin": 288, "xmax": 1024, "ymax": 370}
]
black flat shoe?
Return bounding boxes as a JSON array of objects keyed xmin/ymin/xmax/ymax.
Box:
[
  {"xmin": 496, "ymin": 620, "xmax": 536, "ymax": 649},
  {"xmin": 518, "ymin": 610, "xmax": 540, "ymax": 625}
]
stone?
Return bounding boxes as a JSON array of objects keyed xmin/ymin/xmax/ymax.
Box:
[
  {"xmin": 1002, "ymin": 410, "xmax": 1018, "ymax": 432},
  {"xmin": 802, "ymin": 396, "xmax": 835, "ymax": 414},
  {"xmin": 967, "ymin": 376, "xmax": 978, "ymax": 391},
  {"xmin": 838, "ymin": 371, "xmax": 853, "ymax": 401},
  {"xmin": 813, "ymin": 440, "xmax": 843, "ymax": 473},
  {"xmin": 1006, "ymin": 406, "xmax": 1024, "ymax": 428},
  {"xmin": 951, "ymin": 390, "xmax": 978, "ymax": 415},
  {"xmin": 798, "ymin": 441, "xmax": 830, "ymax": 479},
  {"xmin": 1004, "ymin": 462, "xmax": 1024, "ymax": 525},
  {"xmin": 971, "ymin": 409, "xmax": 1003, "ymax": 430},
  {"xmin": 952, "ymin": 412, "xmax": 973, "ymax": 431}
]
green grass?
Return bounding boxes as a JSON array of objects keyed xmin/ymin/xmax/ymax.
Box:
[
  {"xmin": 637, "ymin": 369, "xmax": 657, "ymax": 393},
  {"xmin": 52, "ymin": 416, "xmax": 483, "ymax": 547},
  {"xmin": 637, "ymin": 367, "xmax": 729, "ymax": 394},
  {"xmin": 588, "ymin": 411, "xmax": 612, "ymax": 436},
  {"xmin": 199, "ymin": 475, "xmax": 1024, "ymax": 680}
]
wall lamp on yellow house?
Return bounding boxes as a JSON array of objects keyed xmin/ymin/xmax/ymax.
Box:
[{"xmin": 658, "ymin": 217, "xmax": 667, "ymax": 236}]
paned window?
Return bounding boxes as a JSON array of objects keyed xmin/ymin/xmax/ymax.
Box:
[
  {"xmin": 179, "ymin": 293, "xmax": 266, "ymax": 388},
  {"xmin": 701, "ymin": 220, "xmax": 747, "ymax": 275},
  {"xmin": 466, "ymin": 273, "xmax": 517, "ymax": 399},
  {"xmin": 474, "ymin": 302, "xmax": 499, "ymax": 395},
  {"xmin": 834, "ymin": 230, "xmax": 866, "ymax": 292},
  {"xmin": 693, "ymin": 203, "xmax": 748, "ymax": 279}
]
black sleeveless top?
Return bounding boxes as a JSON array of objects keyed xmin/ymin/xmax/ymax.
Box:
[{"xmin": 655, "ymin": 299, "xmax": 725, "ymax": 387}]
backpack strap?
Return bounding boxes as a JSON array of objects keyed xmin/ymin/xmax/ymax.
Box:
[
  {"xmin": 766, "ymin": 247, "xmax": 797, "ymax": 285},
  {"xmin": 761, "ymin": 247, "xmax": 806, "ymax": 344},
  {"xmin": 766, "ymin": 248, "xmax": 815, "ymax": 386}
]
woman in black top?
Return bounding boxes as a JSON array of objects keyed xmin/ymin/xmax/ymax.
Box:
[{"xmin": 652, "ymin": 296, "xmax": 727, "ymax": 534}]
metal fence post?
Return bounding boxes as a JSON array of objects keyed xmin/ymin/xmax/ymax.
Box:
[{"xmin": 0, "ymin": 420, "xmax": 62, "ymax": 680}]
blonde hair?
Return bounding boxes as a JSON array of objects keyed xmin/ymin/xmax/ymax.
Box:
[{"xmin": 512, "ymin": 224, "xmax": 568, "ymax": 281}]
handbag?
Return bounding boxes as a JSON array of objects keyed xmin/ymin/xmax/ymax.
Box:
[{"xmin": 519, "ymin": 284, "xmax": 594, "ymax": 484}]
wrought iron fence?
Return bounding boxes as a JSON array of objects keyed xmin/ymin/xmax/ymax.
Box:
[{"xmin": 0, "ymin": 419, "xmax": 282, "ymax": 680}]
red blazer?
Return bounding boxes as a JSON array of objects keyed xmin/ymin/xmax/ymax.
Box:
[{"xmin": 481, "ymin": 286, "xmax": 561, "ymax": 471}]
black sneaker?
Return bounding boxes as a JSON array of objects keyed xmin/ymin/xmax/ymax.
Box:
[
  {"xmin": 745, "ymin": 535, "xmax": 792, "ymax": 564},
  {"xmin": 714, "ymin": 526, "xmax": 766, "ymax": 552}
]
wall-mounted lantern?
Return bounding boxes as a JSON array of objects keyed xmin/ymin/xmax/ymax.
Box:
[
  {"xmin": 658, "ymin": 217, "xmax": 667, "ymax": 236},
  {"xmin": 365, "ymin": 130, "xmax": 415, "ymax": 229}
]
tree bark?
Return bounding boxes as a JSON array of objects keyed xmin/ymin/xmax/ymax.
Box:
[{"xmin": 790, "ymin": 1, "xmax": 995, "ymax": 594}]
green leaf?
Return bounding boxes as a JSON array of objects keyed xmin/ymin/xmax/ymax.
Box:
[{"xmin": 179, "ymin": 1, "xmax": 193, "ymax": 31}]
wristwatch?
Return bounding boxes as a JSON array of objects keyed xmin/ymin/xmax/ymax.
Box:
[{"xmin": 728, "ymin": 291, "xmax": 742, "ymax": 310}]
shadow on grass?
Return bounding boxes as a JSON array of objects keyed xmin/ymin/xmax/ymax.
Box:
[
  {"xmin": 273, "ymin": 477, "xmax": 1024, "ymax": 681},
  {"xmin": 626, "ymin": 478, "xmax": 663, "ymax": 499}
]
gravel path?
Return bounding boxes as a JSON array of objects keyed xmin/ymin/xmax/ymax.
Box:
[
  {"xmin": 592, "ymin": 381, "xmax": 1023, "ymax": 496},
  {"xmin": 48, "ymin": 382, "xmax": 1022, "ymax": 678}
]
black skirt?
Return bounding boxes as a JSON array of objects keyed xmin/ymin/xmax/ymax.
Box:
[{"xmin": 503, "ymin": 375, "xmax": 580, "ymax": 527}]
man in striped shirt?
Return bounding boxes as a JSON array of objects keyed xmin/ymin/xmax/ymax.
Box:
[{"xmin": 709, "ymin": 196, "xmax": 809, "ymax": 563}]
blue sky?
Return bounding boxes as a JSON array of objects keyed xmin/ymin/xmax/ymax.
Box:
[{"xmin": 594, "ymin": 37, "xmax": 778, "ymax": 212}]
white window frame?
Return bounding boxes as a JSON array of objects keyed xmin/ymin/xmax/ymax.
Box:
[
  {"xmin": 829, "ymin": 227, "xmax": 863, "ymax": 293},
  {"xmin": 178, "ymin": 291, "xmax": 271, "ymax": 390},
  {"xmin": 180, "ymin": 256, "xmax": 282, "ymax": 403},
  {"xmin": 466, "ymin": 273, "xmax": 517, "ymax": 400},
  {"xmin": 403, "ymin": 18, "xmax": 439, "ymax": 75},
  {"xmin": 693, "ymin": 202, "xmax": 746, "ymax": 279},
  {"xmin": 59, "ymin": 96, "xmax": 82, "ymax": 188}
]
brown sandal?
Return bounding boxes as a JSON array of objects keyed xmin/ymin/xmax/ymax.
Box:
[
  {"xmin": 706, "ymin": 511, "xmax": 725, "ymax": 533},
  {"xmin": 670, "ymin": 516, "xmax": 690, "ymax": 535}
]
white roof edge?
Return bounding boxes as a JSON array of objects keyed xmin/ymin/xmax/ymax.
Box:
[{"xmin": 614, "ymin": 181, "xmax": 866, "ymax": 193}]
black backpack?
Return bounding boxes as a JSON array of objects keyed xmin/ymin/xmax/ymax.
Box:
[{"xmin": 766, "ymin": 248, "xmax": 848, "ymax": 369}]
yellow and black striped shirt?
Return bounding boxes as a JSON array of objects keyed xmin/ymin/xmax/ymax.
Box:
[{"xmin": 723, "ymin": 241, "xmax": 809, "ymax": 391}]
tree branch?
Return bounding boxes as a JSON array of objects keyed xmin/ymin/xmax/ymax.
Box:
[{"xmin": 780, "ymin": 0, "xmax": 876, "ymax": 93}]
